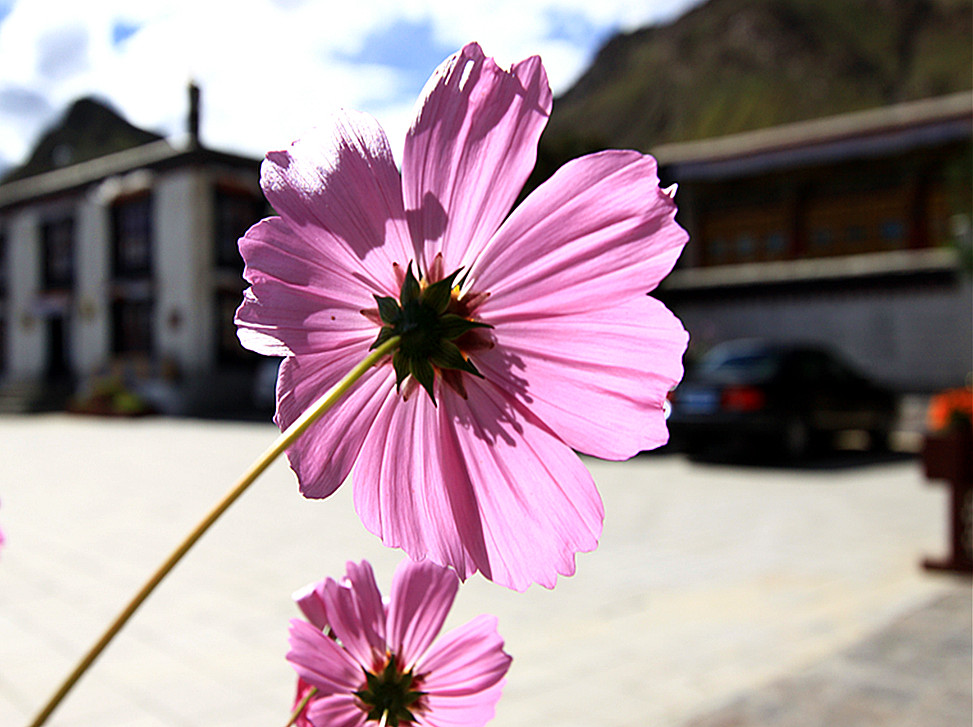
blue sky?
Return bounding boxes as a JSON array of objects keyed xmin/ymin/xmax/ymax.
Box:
[{"xmin": 0, "ymin": 0, "xmax": 700, "ymax": 173}]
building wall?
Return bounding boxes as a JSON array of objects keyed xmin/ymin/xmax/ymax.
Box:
[
  {"xmin": 75, "ymin": 187, "xmax": 110, "ymax": 376},
  {"xmin": 672, "ymin": 276, "xmax": 973, "ymax": 391},
  {"xmin": 0, "ymin": 161, "xmax": 262, "ymax": 397},
  {"xmin": 155, "ymin": 169, "xmax": 215, "ymax": 375},
  {"xmin": 6, "ymin": 207, "xmax": 43, "ymax": 377}
]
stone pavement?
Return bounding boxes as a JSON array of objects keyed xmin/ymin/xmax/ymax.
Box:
[
  {"xmin": 686, "ymin": 589, "xmax": 971, "ymax": 727},
  {"xmin": 0, "ymin": 414, "xmax": 969, "ymax": 727}
]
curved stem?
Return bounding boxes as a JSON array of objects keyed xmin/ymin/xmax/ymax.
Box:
[
  {"xmin": 285, "ymin": 686, "xmax": 318, "ymax": 727},
  {"xmin": 28, "ymin": 337, "xmax": 400, "ymax": 727}
]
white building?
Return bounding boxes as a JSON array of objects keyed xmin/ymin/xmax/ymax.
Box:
[{"xmin": 0, "ymin": 88, "xmax": 266, "ymax": 413}]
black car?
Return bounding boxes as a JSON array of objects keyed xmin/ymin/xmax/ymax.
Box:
[{"xmin": 667, "ymin": 340, "xmax": 898, "ymax": 458}]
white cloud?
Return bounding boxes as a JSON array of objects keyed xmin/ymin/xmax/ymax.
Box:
[{"xmin": 0, "ymin": 0, "xmax": 700, "ymax": 171}]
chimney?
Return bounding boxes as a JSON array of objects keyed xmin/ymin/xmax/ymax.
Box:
[{"xmin": 188, "ymin": 81, "xmax": 201, "ymax": 148}]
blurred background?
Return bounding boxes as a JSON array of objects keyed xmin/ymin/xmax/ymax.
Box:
[
  {"xmin": 0, "ymin": 0, "xmax": 970, "ymax": 726},
  {"xmin": 0, "ymin": 0, "xmax": 969, "ymax": 419}
]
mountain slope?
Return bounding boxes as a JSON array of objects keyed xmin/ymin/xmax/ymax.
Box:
[
  {"xmin": 540, "ymin": 0, "xmax": 972, "ymax": 164},
  {"xmin": 1, "ymin": 97, "xmax": 164, "ymax": 184}
]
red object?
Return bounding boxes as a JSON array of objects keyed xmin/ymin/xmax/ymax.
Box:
[
  {"xmin": 922, "ymin": 428, "xmax": 973, "ymax": 576},
  {"xmin": 721, "ymin": 385, "xmax": 766, "ymax": 412}
]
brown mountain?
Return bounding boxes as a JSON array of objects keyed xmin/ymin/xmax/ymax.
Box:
[
  {"xmin": 532, "ymin": 0, "xmax": 972, "ymax": 184},
  {"xmin": 1, "ymin": 97, "xmax": 164, "ymax": 184}
]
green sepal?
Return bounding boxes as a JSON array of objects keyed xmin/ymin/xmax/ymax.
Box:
[
  {"xmin": 429, "ymin": 340, "xmax": 483, "ymax": 379},
  {"xmin": 375, "ymin": 295, "xmax": 401, "ymax": 325},
  {"xmin": 382, "ymin": 658, "xmax": 399, "ymax": 682},
  {"xmin": 370, "ymin": 262, "xmax": 493, "ymax": 406},
  {"xmin": 421, "ymin": 270, "xmax": 461, "ymax": 314},
  {"xmin": 400, "ymin": 264, "xmax": 421, "ymax": 305},
  {"xmin": 392, "ymin": 351, "xmax": 411, "ymax": 390},
  {"xmin": 437, "ymin": 313, "xmax": 492, "ymax": 341},
  {"xmin": 411, "ymin": 358, "xmax": 437, "ymax": 404},
  {"xmin": 353, "ymin": 660, "xmax": 423, "ymax": 726}
]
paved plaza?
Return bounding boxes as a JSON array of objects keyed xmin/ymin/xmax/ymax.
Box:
[{"xmin": 0, "ymin": 414, "xmax": 969, "ymax": 727}]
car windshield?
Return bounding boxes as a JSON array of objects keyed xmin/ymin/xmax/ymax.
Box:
[{"xmin": 698, "ymin": 347, "xmax": 781, "ymax": 383}]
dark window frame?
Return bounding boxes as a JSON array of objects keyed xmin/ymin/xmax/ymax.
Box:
[
  {"xmin": 112, "ymin": 192, "xmax": 153, "ymax": 279},
  {"xmin": 41, "ymin": 216, "xmax": 75, "ymax": 291}
]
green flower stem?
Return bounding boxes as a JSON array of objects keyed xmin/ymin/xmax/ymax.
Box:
[
  {"xmin": 28, "ymin": 336, "xmax": 401, "ymax": 727},
  {"xmin": 285, "ymin": 686, "xmax": 319, "ymax": 727}
]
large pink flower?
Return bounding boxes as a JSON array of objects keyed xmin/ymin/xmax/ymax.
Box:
[
  {"xmin": 236, "ymin": 42, "xmax": 689, "ymax": 590},
  {"xmin": 287, "ymin": 559, "xmax": 511, "ymax": 727}
]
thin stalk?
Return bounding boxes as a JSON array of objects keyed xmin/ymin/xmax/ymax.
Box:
[
  {"xmin": 28, "ymin": 336, "xmax": 400, "ymax": 727},
  {"xmin": 285, "ymin": 687, "xmax": 319, "ymax": 727}
]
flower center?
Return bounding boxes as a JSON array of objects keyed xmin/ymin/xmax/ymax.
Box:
[
  {"xmin": 354, "ymin": 655, "xmax": 424, "ymax": 727},
  {"xmin": 370, "ymin": 263, "xmax": 491, "ymax": 404}
]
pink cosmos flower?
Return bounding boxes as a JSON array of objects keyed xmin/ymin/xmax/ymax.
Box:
[
  {"xmin": 287, "ymin": 559, "xmax": 511, "ymax": 727},
  {"xmin": 236, "ymin": 42, "xmax": 689, "ymax": 590}
]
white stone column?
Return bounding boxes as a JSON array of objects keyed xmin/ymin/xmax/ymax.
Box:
[
  {"xmin": 154, "ymin": 168, "xmax": 214, "ymax": 375},
  {"xmin": 74, "ymin": 189, "xmax": 111, "ymax": 376},
  {"xmin": 7, "ymin": 208, "xmax": 43, "ymax": 379}
]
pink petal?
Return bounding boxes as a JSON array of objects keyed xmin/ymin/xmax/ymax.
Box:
[
  {"xmin": 260, "ymin": 110, "xmax": 414, "ymax": 295},
  {"xmin": 416, "ymin": 615, "xmax": 511, "ymax": 698},
  {"xmin": 439, "ymin": 380, "xmax": 604, "ymax": 591},
  {"xmin": 475, "ymin": 296, "xmax": 689, "ymax": 459},
  {"xmin": 471, "ymin": 150, "xmax": 688, "ymax": 318},
  {"xmin": 355, "ymin": 379, "xmax": 603, "ymax": 591},
  {"xmin": 293, "ymin": 580, "xmax": 330, "ymax": 630},
  {"xmin": 287, "ymin": 619, "xmax": 364, "ymax": 695},
  {"xmin": 305, "ymin": 694, "xmax": 368, "ymax": 727},
  {"xmin": 320, "ymin": 562, "xmax": 387, "ymax": 671},
  {"xmin": 385, "ymin": 559, "xmax": 459, "ymax": 670},
  {"xmin": 236, "ymin": 217, "xmax": 379, "ymax": 357},
  {"xmin": 353, "ymin": 385, "xmax": 481, "ymax": 581},
  {"xmin": 277, "ymin": 354, "xmax": 396, "ymax": 499},
  {"xmin": 402, "ymin": 42, "xmax": 552, "ymax": 274},
  {"xmin": 415, "ymin": 682, "xmax": 506, "ymax": 727},
  {"xmin": 344, "ymin": 560, "xmax": 387, "ymax": 649}
]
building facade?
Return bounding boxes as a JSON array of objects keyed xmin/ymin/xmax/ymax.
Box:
[
  {"xmin": 656, "ymin": 92, "xmax": 973, "ymax": 391},
  {"xmin": 0, "ymin": 110, "xmax": 265, "ymax": 413}
]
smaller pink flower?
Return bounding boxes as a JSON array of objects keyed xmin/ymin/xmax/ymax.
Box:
[{"xmin": 288, "ymin": 559, "xmax": 511, "ymax": 727}]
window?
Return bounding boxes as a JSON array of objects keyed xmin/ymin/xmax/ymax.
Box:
[
  {"xmin": 765, "ymin": 231, "xmax": 788, "ymax": 257},
  {"xmin": 112, "ymin": 299, "xmax": 153, "ymax": 355},
  {"xmin": 810, "ymin": 227, "xmax": 833, "ymax": 251},
  {"xmin": 215, "ymin": 187, "xmax": 264, "ymax": 269},
  {"xmin": 880, "ymin": 219, "xmax": 906, "ymax": 248},
  {"xmin": 110, "ymin": 195, "xmax": 153, "ymax": 357},
  {"xmin": 112, "ymin": 194, "xmax": 152, "ymax": 278},
  {"xmin": 42, "ymin": 217, "xmax": 75, "ymax": 290},
  {"xmin": 708, "ymin": 237, "xmax": 728, "ymax": 264},
  {"xmin": 216, "ymin": 289, "xmax": 249, "ymax": 363},
  {"xmin": 735, "ymin": 234, "xmax": 756, "ymax": 260},
  {"xmin": 214, "ymin": 185, "xmax": 264, "ymax": 365}
]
